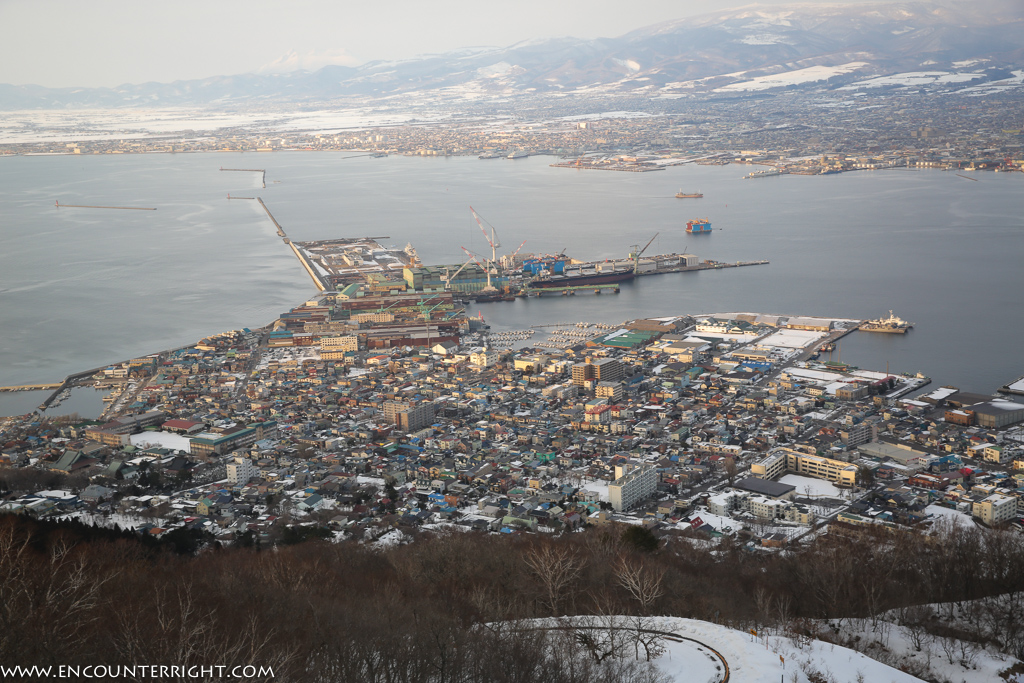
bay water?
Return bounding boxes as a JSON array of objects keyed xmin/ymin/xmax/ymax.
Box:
[{"xmin": 1, "ymin": 152, "xmax": 1022, "ymax": 416}]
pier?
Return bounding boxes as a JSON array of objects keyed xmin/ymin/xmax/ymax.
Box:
[
  {"xmin": 1000, "ymin": 375, "xmax": 1024, "ymax": 397},
  {"xmin": 549, "ymin": 160, "xmax": 665, "ymax": 172},
  {"xmin": 525, "ymin": 285, "xmax": 621, "ymax": 297},
  {"xmin": 55, "ymin": 201, "xmax": 156, "ymax": 210},
  {"xmin": 289, "ymin": 242, "xmax": 329, "ymax": 291},
  {"xmin": 257, "ymin": 197, "xmax": 287, "ymax": 238},
  {"xmin": 635, "ymin": 259, "xmax": 770, "ymax": 278},
  {"xmin": 220, "ymin": 167, "xmax": 266, "ymax": 188},
  {"xmin": 0, "ymin": 383, "xmax": 62, "ymax": 393}
]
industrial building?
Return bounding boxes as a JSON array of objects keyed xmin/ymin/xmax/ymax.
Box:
[
  {"xmin": 403, "ymin": 264, "xmax": 508, "ymax": 293},
  {"xmin": 970, "ymin": 400, "xmax": 1024, "ymax": 428}
]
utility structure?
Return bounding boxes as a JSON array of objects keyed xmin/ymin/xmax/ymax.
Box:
[
  {"xmin": 470, "ymin": 206, "xmax": 501, "ymax": 289},
  {"xmin": 629, "ymin": 232, "xmax": 659, "ymax": 274},
  {"xmin": 460, "ymin": 247, "xmax": 497, "ymax": 292},
  {"xmin": 441, "ymin": 255, "xmax": 477, "ymax": 292}
]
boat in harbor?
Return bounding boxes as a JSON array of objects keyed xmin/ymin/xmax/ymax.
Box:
[
  {"xmin": 686, "ymin": 218, "xmax": 712, "ymax": 234},
  {"xmin": 478, "ymin": 153, "xmax": 502, "ymax": 159},
  {"xmin": 744, "ymin": 168, "xmax": 783, "ymax": 179},
  {"xmin": 675, "ymin": 190, "xmax": 704, "ymax": 198},
  {"xmin": 507, "ymin": 151, "xmax": 529, "ymax": 160},
  {"xmin": 861, "ymin": 311, "xmax": 913, "ymax": 334}
]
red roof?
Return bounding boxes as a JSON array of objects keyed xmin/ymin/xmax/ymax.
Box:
[{"xmin": 163, "ymin": 419, "xmax": 201, "ymax": 430}]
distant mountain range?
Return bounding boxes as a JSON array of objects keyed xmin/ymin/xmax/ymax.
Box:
[{"xmin": 3, "ymin": 0, "xmax": 1022, "ymax": 109}]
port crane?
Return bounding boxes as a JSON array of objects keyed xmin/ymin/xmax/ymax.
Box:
[
  {"xmin": 374, "ymin": 299, "xmax": 403, "ymax": 314},
  {"xmin": 461, "ymin": 247, "xmax": 498, "ymax": 292},
  {"xmin": 442, "ymin": 255, "xmax": 477, "ymax": 292},
  {"xmin": 470, "ymin": 206, "xmax": 501, "ymax": 273},
  {"xmin": 630, "ymin": 232, "xmax": 659, "ymax": 274},
  {"xmin": 419, "ymin": 301, "xmax": 447, "ymax": 321}
]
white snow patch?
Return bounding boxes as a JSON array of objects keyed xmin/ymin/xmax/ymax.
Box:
[
  {"xmin": 780, "ymin": 474, "xmax": 843, "ymax": 498},
  {"xmin": 714, "ymin": 63, "xmax": 868, "ymax": 92},
  {"xmin": 129, "ymin": 431, "xmax": 193, "ymax": 453}
]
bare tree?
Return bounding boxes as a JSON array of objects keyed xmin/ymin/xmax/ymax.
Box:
[
  {"xmin": 525, "ymin": 544, "xmax": 583, "ymax": 616},
  {"xmin": 724, "ymin": 457, "xmax": 739, "ymax": 487},
  {"xmin": 614, "ymin": 555, "xmax": 666, "ymax": 614}
]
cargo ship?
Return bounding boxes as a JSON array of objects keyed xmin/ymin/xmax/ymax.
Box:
[
  {"xmin": 861, "ymin": 311, "xmax": 913, "ymax": 334},
  {"xmin": 529, "ymin": 270, "xmax": 635, "ymax": 289},
  {"xmin": 676, "ymin": 190, "xmax": 704, "ymax": 198},
  {"xmin": 744, "ymin": 168, "xmax": 783, "ymax": 179},
  {"xmin": 686, "ymin": 218, "xmax": 712, "ymax": 234}
]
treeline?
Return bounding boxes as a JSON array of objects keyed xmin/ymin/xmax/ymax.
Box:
[{"xmin": 1, "ymin": 514, "xmax": 1023, "ymax": 682}]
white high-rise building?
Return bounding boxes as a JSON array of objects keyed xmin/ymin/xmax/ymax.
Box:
[{"xmin": 227, "ymin": 456, "xmax": 258, "ymax": 486}]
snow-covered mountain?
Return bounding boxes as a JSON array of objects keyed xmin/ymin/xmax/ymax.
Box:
[{"xmin": 2, "ymin": 0, "xmax": 1022, "ymax": 108}]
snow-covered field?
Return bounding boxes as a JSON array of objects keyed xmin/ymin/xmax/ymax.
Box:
[
  {"xmin": 129, "ymin": 430, "xmax": 193, "ymax": 453},
  {"xmin": 714, "ymin": 62, "xmax": 868, "ymax": 92},
  {"xmin": 581, "ymin": 479, "xmax": 610, "ymax": 502},
  {"xmin": 528, "ymin": 616, "xmax": 928, "ymax": 682},
  {"xmin": 925, "ymin": 504, "xmax": 974, "ymax": 529},
  {"xmin": 822, "ymin": 616, "xmax": 1020, "ymax": 683},
  {"xmin": 0, "ymin": 107, "xmax": 449, "ymax": 144},
  {"xmin": 780, "ymin": 474, "xmax": 843, "ymax": 498}
]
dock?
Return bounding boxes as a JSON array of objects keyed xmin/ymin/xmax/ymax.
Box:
[
  {"xmin": 639, "ymin": 259, "xmax": 770, "ymax": 277},
  {"xmin": 525, "ymin": 285, "xmax": 621, "ymax": 297},
  {"xmin": 550, "ymin": 160, "xmax": 665, "ymax": 172},
  {"xmin": 0, "ymin": 383, "xmax": 62, "ymax": 393},
  {"xmin": 999, "ymin": 375, "xmax": 1024, "ymax": 397}
]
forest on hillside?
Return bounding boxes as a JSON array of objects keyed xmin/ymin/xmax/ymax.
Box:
[{"xmin": 2, "ymin": 514, "xmax": 1023, "ymax": 682}]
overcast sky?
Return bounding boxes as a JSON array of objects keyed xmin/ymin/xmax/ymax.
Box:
[{"xmin": 1, "ymin": 0, "xmax": 880, "ymax": 88}]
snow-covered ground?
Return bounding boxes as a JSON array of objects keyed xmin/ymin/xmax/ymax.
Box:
[
  {"xmin": 822, "ymin": 616, "xmax": 1019, "ymax": 683},
  {"xmin": 58, "ymin": 510, "xmax": 168, "ymax": 531},
  {"xmin": 527, "ymin": 616, "xmax": 928, "ymax": 682},
  {"xmin": 838, "ymin": 71, "xmax": 984, "ymax": 90},
  {"xmin": 714, "ymin": 62, "xmax": 868, "ymax": 92},
  {"xmin": 925, "ymin": 504, "xmax": 975, "ymax": 529},
  {"xmin": 129, "ymin": 430, "xmax": 193, "ymax": 453},
  {"xmin": 581, "ymin": 479, "xmax": 610, "ymax": 502},
  {"xmin": 780, "ymin": 474, "xmax": 843, "ymax": 498}
]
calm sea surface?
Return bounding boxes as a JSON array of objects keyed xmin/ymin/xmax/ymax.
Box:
[{"xmin": 1, "ymin": 152, "xmax": 1022, "ymax": 417}]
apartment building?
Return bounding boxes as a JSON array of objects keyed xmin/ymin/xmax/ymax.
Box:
[
  {"xmin": 609, "ymin": 464, "xmax": 657, "ymax": 512},
  {"xmin": 974, "ymin": 493, "xmax": 1017, "ymax": 526}
]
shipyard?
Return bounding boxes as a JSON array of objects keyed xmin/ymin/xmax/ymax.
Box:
[{"xmin": 273, "ymin": 202, "xmax": 768, "ymax": 309}]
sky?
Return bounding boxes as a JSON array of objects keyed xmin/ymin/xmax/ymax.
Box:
[{"xmin": 0, "ymin": 0, "xmax": 880, "ymax": 89}]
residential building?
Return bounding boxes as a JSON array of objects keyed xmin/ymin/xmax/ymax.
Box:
[{"xmin": 608, "ymin": 464, "xmax": 657, "ymax": 512}]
